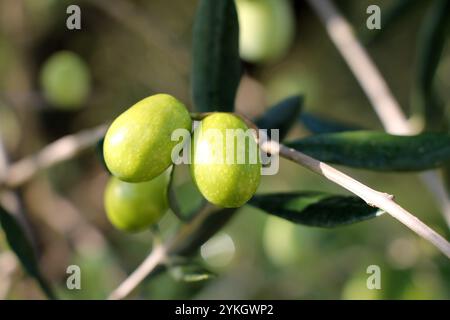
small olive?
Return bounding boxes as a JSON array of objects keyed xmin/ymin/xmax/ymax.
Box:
[
  {"xmin": 104, "ymin": 168, "xmax": 171, "ymax": 232},
  {"xmin": 40, "ymin": 51, "xmax": 91, "ymax": 110}
]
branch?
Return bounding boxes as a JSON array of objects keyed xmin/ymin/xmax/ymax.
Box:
[
  {"xmin": 108, "ymin": 203, "xmax": 222, "ymax": 300},
  {"xmin": 306, "ymin": 0, "xmax": 450, "ymax": 227},
  {"xmin": 0, "ymin": 124, "xmax": 107, "ymax": 189},
  {"xmin": 109, "ymin": 125, "xmax": 450, "ymax": 300},
  {"xmin": 262, "ymin": 140, "xmax": 450, "ymax": 259},
  {"xmin": 0, "ymin": 120, "xmax": 447, "ymax": 299}
]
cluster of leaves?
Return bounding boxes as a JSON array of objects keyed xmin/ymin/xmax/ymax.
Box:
[{"xmin": 1, "ymin": 0, "xmax": 450, "ymax": 298}]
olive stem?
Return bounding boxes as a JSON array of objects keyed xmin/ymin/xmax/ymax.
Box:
[{"xmin": 306, "ymin": 0, "xmax": 450, "ymax": 228}]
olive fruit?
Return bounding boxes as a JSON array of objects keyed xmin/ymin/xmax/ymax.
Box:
[
  {"xmin": 103, "ymin": 94, "xmax": 192, "ymax": 182},
  {"xmin": 39, "ymin": 51, "xmax": 91, "ymax": 110},
  {"xmin": 191, "ymin": 113, "xmax": 261, "ymax": 208},
  {"xmin": 104, "ymin": 168, "xmax": 171, "ymax": 232},
  {"xmin": 235, "ymin": 0, "xmax": 295, "ymax": 63}
]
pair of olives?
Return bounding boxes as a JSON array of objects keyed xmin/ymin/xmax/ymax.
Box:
[{"xmin": 103, "ymin": 94, "xmax": 261, "ymax": 232}]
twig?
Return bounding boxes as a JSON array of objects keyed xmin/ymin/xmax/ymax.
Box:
[
  {"xmin": 108, "ymin": 203, "xmax": 217, "ymax": 300},
  {"xmin": 109, "ymin": 123, "xmax": 450, "ymax": 300},
  {"xmin": 0, "ymin": 124, "xmax": 107, "ymax": 188},
  {"xmin": 262, "ymin": 140, "xmax": 450, "ymax": 259},
  {"xmin": 306, "ymin": 0, "xmax": 450, "ymax": 227},
  {"xmin": 0, "ymin": 119, "xmax": 447, "ymax": 299}
]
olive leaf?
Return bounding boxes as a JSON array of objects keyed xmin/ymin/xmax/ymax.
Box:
[
  {"xmin": 248, "ymin": 192, "xmax": 382, "ymax": 228},
  {"xmin": 412, "ymin": 0, "xmax": 450, "ymax": 130},
  {"xmin": 255, "ymin": 95, "xmax": 303, "ymax": 141},
  {"xmin": 299, "ymin": 112, "xmax": 362, "ymax": 134},
  {"xmin": 287, "ymin": 131, "xmax": 450, "ymax": 171},
  {"xmin": 191, "ymin": 0, "xmax": 241, "ymax": 112},
  {"xmin": 0, "ymin": 206, "xmax": 56, "ymax": 299}
]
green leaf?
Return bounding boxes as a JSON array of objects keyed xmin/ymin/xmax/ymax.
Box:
[
  {"xmin": 249, "ymin": 192, "xmax": 381, "ymax": 228},
  {"xmin": 191, "ymin": 0, "xmax": 241, "ymax": 112},
  {"xmin": 255, "ymin": 95, "xmax": 303, "ymax": 141},
  {"xmin": 412, "ymin": 0, "xmax": 450, "ymax": 129},
  {"xmin": 0, "ymin": 206, "xmax": 56, "ymax": 299},
  {"xmin": 299, "ymin": 112, "xmax": 361, "ymax": 134},
  {"xmin": 287, "ymin": 131, "xmax": 450, "ymax": 171}
]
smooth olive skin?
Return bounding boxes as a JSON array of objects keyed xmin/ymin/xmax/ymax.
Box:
[
  {"xmin": 236, "ymin": 0, "xmax": 295, "ymax": 63},
  {"xmin": 40, "ymin": 51, "xmax": 91, "ymax": 109},
  {"xmin": 191, "ymin": 113, "xmax": 261, "ymax": 208},
  {"xmin": 103, "ymin": 94, "xmax": 192, "ymax": 182},
  {"xmin": 104, "ymin": 168, "xmax": 171, "ymax": 232}
]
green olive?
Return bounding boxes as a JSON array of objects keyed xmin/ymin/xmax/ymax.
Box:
[
  {"xmin": 191, "ymin": 113, "xmax": 261, "ymax": 208},
  {"xmin": 104, "ymin": 168, "xmax": 171, "ymax": 232},
  {"xmin": 236, "ymin": 0, "xmax": 295, "ymax": 63},
  {"xmin": 39, "ymin": 51, "xmax": 91, "ymax": 110},
  {"xmin": 103, "ymin": 94, "xmax": 192, "ymax": 182}
]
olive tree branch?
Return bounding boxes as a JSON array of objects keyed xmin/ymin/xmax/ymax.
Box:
[
  {"xmin": 108, "ymin": 203, "xmax": 221, "ymax": 300},
  {"xmin": 238, "ymin": 113, "xmax": 450, "ymax": 259},
  {"xmin": 0, "ymin": 124, "xmax": 108, "ymax": 189},
  {"xmin": 109, "ymin": 117, "xmax": 450, "ymax": 300},
  {"xmin": 261, "ymin": 140, "xmax": 450, "ymax": 259},
  {"xmin": 0, "ymin": 114, "xmax": 446, "ymax": 299},
  {"xmin": 306, "ymin": 0, "xmax": 450, "ymax": 227}
]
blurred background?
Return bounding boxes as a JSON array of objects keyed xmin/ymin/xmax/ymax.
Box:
[{"xmin": 0, "ymin": 0, "xmax": 449, "ymax": 299}]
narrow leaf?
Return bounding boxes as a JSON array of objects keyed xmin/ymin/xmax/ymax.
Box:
[
  {"xmin": 0, "ymin": 206, "xmax": 55, "ymax": 299},
  {"xmin": 249, "ymin": 192, "xmax": 381, "ymax": 228},
  {"xmin": 299, "ymin": 112, "xmax": 361, "ymax": 134},
  {"xmin": 191, "ymin": 0, "xmax": 241, "ymax": 112},
  {"xmin": 255, "ymin": 95, "xmax": 303, "ymax": 140},
  {"xmin": 287, "ymin": 131, "xmax": 450, "ymax": 171}
]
